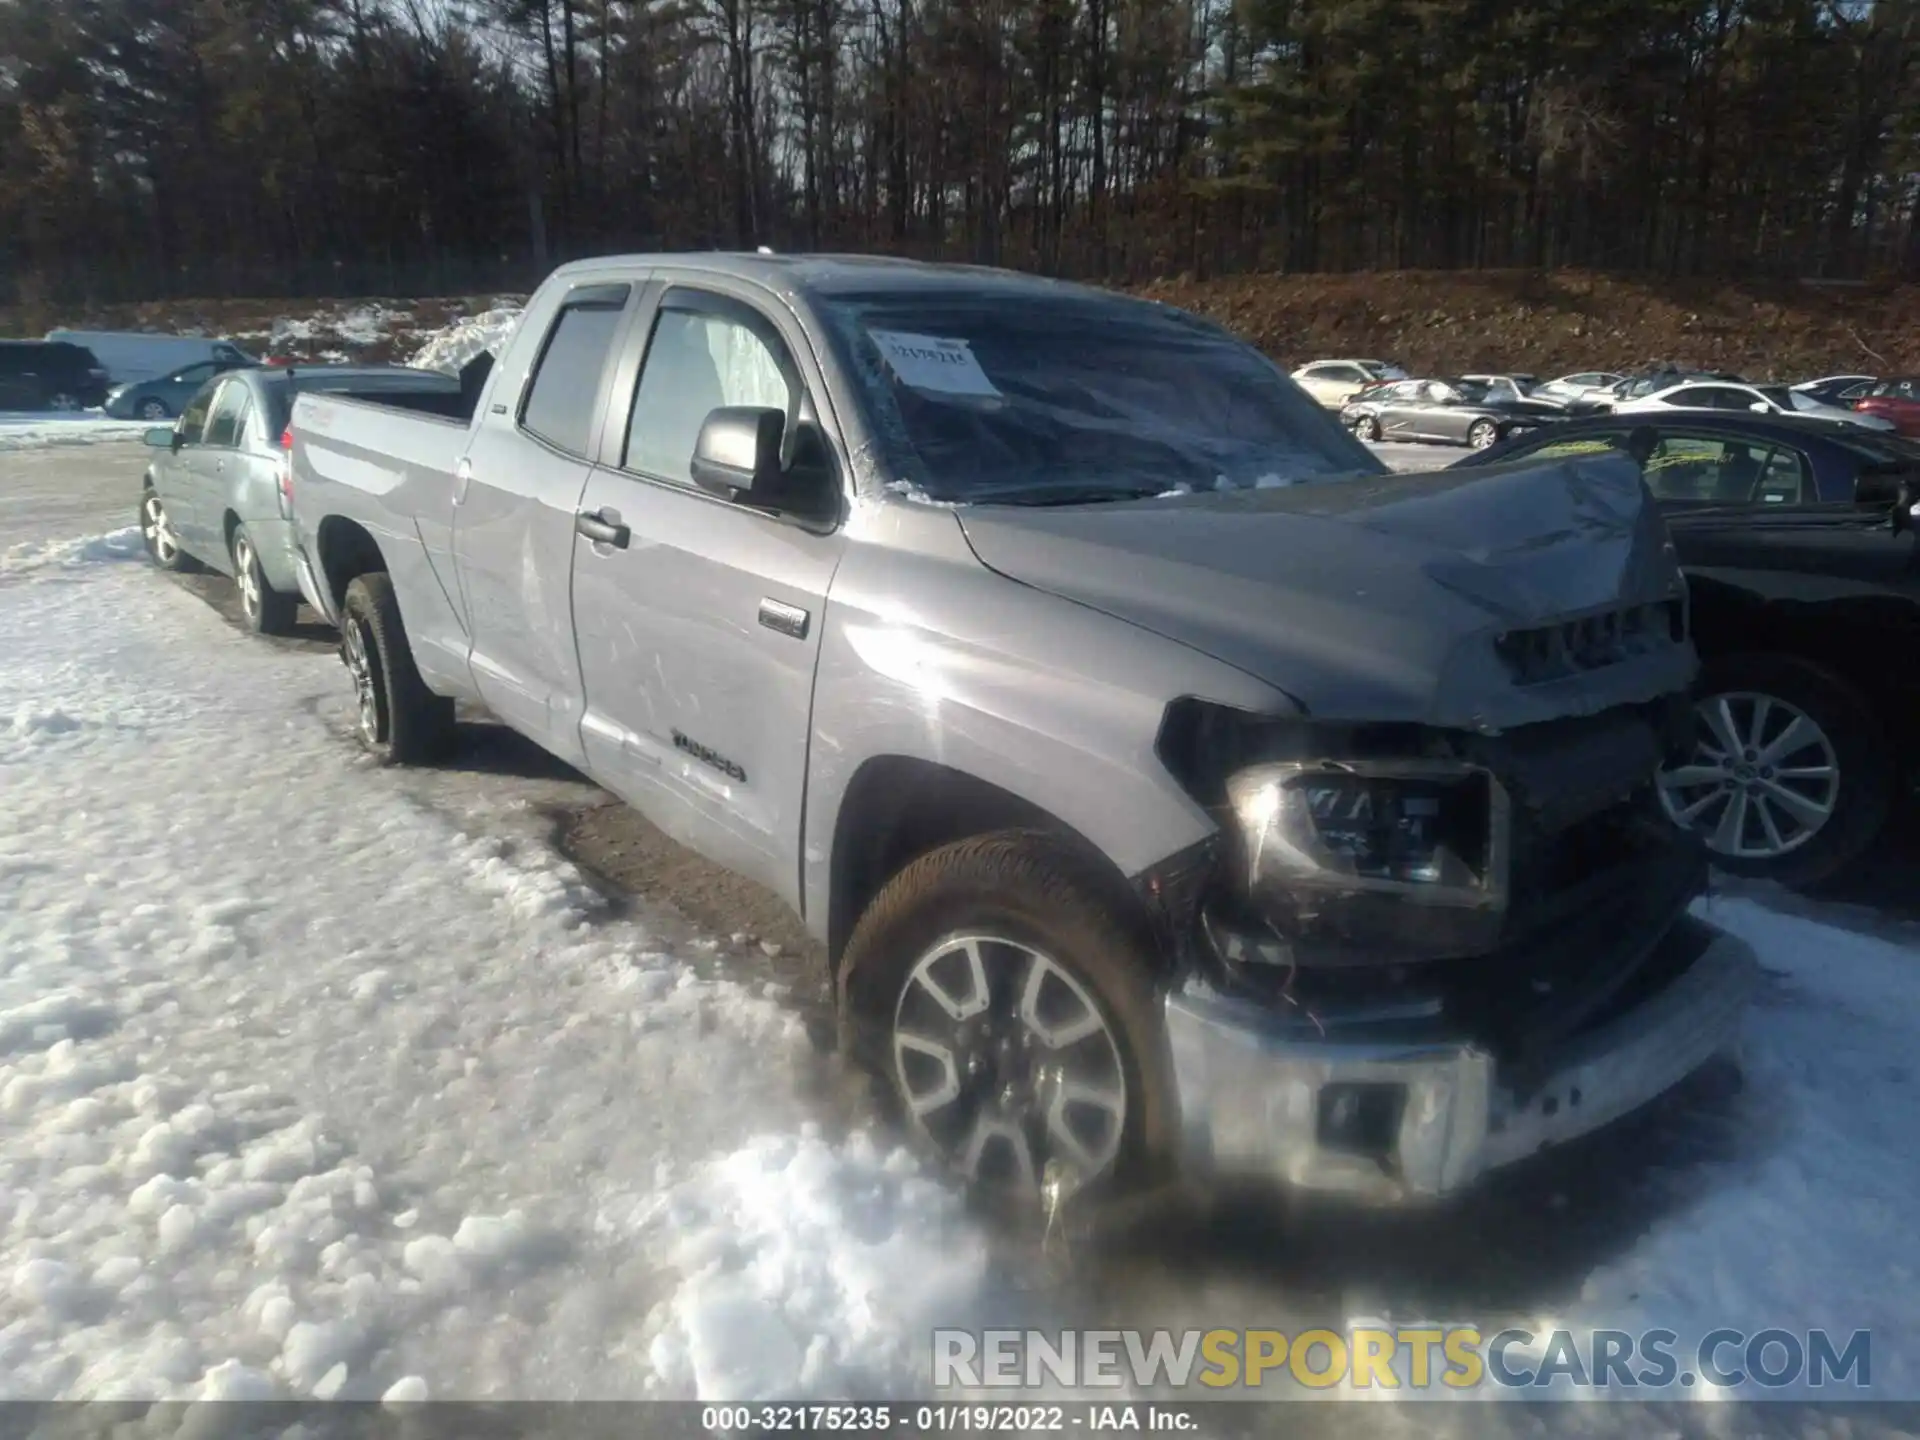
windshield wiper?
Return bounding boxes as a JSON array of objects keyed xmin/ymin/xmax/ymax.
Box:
[{"xmin": 966, "ymin": 480, "xmax": 1175, "ymax": 506}]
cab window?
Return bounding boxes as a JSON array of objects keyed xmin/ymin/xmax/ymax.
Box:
[{"xmin": 624, "ymin": 297, "xmax": 797, "ymax": 487}]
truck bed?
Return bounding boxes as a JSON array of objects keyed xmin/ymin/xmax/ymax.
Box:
[{"xmin": 289, "ymin": 388, "xmax": 480, "ymax": 693}]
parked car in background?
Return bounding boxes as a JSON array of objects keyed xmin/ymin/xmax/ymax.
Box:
[
  {"xmin": 1793, "ymin": 374, "xmax": 1877, "ymax": 407},
  {"xmin": 282, "ymin": 253, "xmax": 1755, "ymax": 1212},
  {"xmin": 1608, "ymin": 368, "xmax": 1745, "ymax": 406},
  {"xmin": 1852, "ymin": 378, "xmax": 1920, "ymax": 437},
  {"xmin": 140, "ymin": 364, "xmax": 463, "ymax": 634},
  {"xmin": 104, "ymin": 357, "xmax": 255, "ymax": 419},
  {"xmin": 1534, "ymin": 371, "xmax": 1626, "ymax": 406},
  {"xmin": 1341, "ymin": 376, "xmax": 1565, "ymax": 447},
  {"xmin": 1289, "ymin": 358, "xmax": 1408, "ymax": 408},
  {"xmin": 0, "ymin": 340, "xmax": 112, "ymax": 411},
  {"xmin": 1457, "ymin": 412, "xmax": 1920, "ymax": 886},
  {"xmin": 1617, "ymin": 379, "xmax": 1894, "ymax": 430},
  {"xmin": 46, "ymin": 329, "xmax": 257, "ymax": 387},
  {"xmin": 1459, "ymin": 373, "xmax": 1542, "ymax": 404}
]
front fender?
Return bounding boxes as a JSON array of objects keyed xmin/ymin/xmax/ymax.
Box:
[{"xmin": 800, "ymin": 503, "xmax": 1294, "ymax": 944}]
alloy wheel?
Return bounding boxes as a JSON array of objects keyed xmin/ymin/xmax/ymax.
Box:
[
  {"xmin": 234, "ymin": 536, "xmax": 261, "ymax": 620},
  {"xmin": 47, "ymin": 392, "xmax": 81, "ymax": 412},
  {"xmin": 1658, "ymin": 690, "xmax": 1841, "ymax": 860},
  {"xmin": 342, "ymin": 618, "xmax": 381, "ymax": 743},
  {"xmin": 892, "ymin": 933, "xmax": 1127, "ymax": 1195},
  {"xmin": 1470, "ymin": 422, "xmax": 1498, "ymax": 448},
  {"xmin": 142, "ymin": 493, "xmax": 179, "ymax": 565},
  {"xmin": 139, "ymin": 400, "xmax": 169, "ymax": 420}
]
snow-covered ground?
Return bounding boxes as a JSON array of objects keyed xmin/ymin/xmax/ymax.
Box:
[
  {"xmin": 1, "ymin": 338, "xmax": 1916, "ymax": 1410},
  {"xmin": 0, "ymin": 543, "xmax": 1005, "ymax": 1403},
  {"xmin": 0, "ymin": 415, "xmax": 156, "ymax": 454}
]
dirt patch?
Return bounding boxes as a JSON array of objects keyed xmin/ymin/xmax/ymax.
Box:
[
  {"xmin": 559, "ymin": 798, "xmax": 832, "ymax": 1011},
  {"xmin": 1132, "ymin": 268, "xmax": 1915, "ymax": 379}
]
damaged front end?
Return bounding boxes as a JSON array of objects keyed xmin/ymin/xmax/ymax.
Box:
[{"xmin": 1138, "ymin": 689, "xmax": 1759, "ymax": 1203}]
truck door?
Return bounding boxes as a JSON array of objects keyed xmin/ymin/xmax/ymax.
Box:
[
  {"xmin": 452, "ymin": 281, "xmax": 635, "ymax": 767},
  {"xmin": 568, "ymin": 283, "xmax": 846, "ymax": 913}
]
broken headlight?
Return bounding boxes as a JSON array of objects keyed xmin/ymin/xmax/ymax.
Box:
[{"xmin": 1225, "ymin": 759, "xmax": 1510, "ymax": 908}]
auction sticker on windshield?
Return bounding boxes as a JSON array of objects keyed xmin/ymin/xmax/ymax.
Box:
[{"xmin": 870, "ymin": 330, "xmax": 1002, "ymax": 397}]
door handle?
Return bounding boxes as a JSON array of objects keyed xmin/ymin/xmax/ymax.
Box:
[{"xmin": 575, "ymin": 508, "xmax": 630, "ymax": 548}]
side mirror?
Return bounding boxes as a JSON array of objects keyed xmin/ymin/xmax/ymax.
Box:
[
  {"xmin": 689, "ymin": 406, "xmax": 784, "ymax": 500},
  {"xmin": 1749, "ymin": 401, "xmax": 1770, "ymax": 413},
  {"xmin": 144, "ymin": 426, "xmax": 176, "ymax": 449}
]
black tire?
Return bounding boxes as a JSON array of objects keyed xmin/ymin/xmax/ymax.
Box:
[
  {"xmin": 340, "ymin": 573, "xmax": 455, "ymax": 765},
  {"xmin": 138, "ymin": 485, "xmax": 198, "ymax": 573},
  {"xmin": 839, "ymin": 829, "xmax": 1175, "ymax": 1215},
  {"xmin": 46, "ymin": 390, "xmax": 82, "ymax": 412},
  {"xmin": 231, "ymin": 524, "xmax": 297, "ymax": 636},
  {"xmin": 1353, "ymin": 416, "xmax": 1382, "ymax": 442},
  {"xmin": 138, "ymin": 399, "xmax": 171, "ymax": 421},
  {"xmin": 1662, "ymin": 652, "xmax": 1892, "ymax": 888},
  {"xmin": 1468, "ymin": 419, "xmax": 1499, "ymax": 449}
]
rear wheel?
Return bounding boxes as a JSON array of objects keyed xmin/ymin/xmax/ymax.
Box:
[
  {"xmin": 1657, "ymin": 653, "xmax": 1891, "ymax": 887},
  {"xmin": 1352, "ymin": 416, "xmax": 1381, "ymax": 442},
  {"xmin": 231, "ymin": 525, "xmax": 297, "ymax": 636},
  {"xmin": 47, "ymin": 390, "xmax": 81, "ymax": 412},
  {"xmin": 340, "ymin": 573, "xmax": 455, "ymax": 765},
  {"xmin": 1468, "ymin": 419, "xmax": 1499, "ymax": 449},
  {"xmin": 840, "ymin": 830, "xmax": 1173, "ymax": 1216}
]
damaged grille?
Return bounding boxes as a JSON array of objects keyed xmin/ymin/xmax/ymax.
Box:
[{"xmin": 1495, "ymin": 600, "xmax": 1685, "ymax": 685}]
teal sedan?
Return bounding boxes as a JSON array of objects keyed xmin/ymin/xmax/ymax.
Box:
[{"xmin": 105, "ymin": 358, "xmax": 253, "ymax": 419}]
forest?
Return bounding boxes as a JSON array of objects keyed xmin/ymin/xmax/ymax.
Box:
[{"xmin": 0, "ymin": 0, "xmax": 1915, "ymax": 304}]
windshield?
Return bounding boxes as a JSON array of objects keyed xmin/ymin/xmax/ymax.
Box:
[{"xmin": 820, "ymin": 292, "xmax": 1383, "ymax": 501}]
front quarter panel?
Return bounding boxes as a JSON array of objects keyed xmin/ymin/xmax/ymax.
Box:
[{"xmin": 801, "ymin": 499, "xmax": 1296, "ymax": 941}]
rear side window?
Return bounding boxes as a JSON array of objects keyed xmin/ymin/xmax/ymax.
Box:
[{"xmin": 520, "ymin": 285, "xmax": 631, "ymax": 456}]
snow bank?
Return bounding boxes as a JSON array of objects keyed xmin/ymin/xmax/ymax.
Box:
[
  {"xmin": 0, "ymin": 417, "xmax": 154, "ymax": 453},
  {"xmin": 0, "ymin": 524, "xmax": 145, "ymax": 578},
  {"xmin": 622, "ymin": 1127, "xmax": 990, "ymax": 1400},
  {"xmin": 260, "ymin": 304, "xmax": 413, "ymax": 354},
  {"xmin": 408, "ymin": 307, "xmax": 523, "ymax": 375}
]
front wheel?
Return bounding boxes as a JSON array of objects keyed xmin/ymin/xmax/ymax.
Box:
[
  {"xmin": 1468, "ymin": 419, "xmax": 1499, "ymax": 449},
  {"xmin": 139, "ymin": 487, "xmax": 195, "ymax": 573},
  {"xmin": 138, "ymin": 399, "xmax": 171, "ymax": 421},
  {"xmin": 1657, "ymin": 653, "xmax": 1892, "ymax": 888},
  {"xmin": 840, "ymin": 830, "xmax": 1174, "ymax": 1215},
  {"xmin": 340, "ymin": 572, "xmax": 456, "ymax": 765},
  {"xmin": 1352, "ymin": 416, "xmax": 1381, "ymax": 442},
  {"xmin": 232, "ymin": 525, "xmax": 297, "ymax": 636},
  {"xmin": 46, "ymin": 390, "xmax": 82, "ymax": 412}
]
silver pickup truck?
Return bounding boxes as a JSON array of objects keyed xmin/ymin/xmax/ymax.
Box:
[{"xmin": 287, "ymin": 253, "xmax": 1757, "ymax": 1211}]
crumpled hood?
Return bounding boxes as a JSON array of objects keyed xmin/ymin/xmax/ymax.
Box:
[{"xmin": 956, "ymin": 451, "xmax": 1695, "ymax": 730}]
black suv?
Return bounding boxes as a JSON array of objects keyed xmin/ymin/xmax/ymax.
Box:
[{"xmin": 0, "ymin": 341, "xmax": 112, "ymax": 411}]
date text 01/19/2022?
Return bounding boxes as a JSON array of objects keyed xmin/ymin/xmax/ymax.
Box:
[{"xmin": 698, "ymin": 1405, "xmax": 1201, "ymax": 1432}]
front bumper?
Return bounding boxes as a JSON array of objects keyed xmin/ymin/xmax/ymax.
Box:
[{"xmin": 1163, "ymin": 915, "xmax": 1757, "ymax": 1203}]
